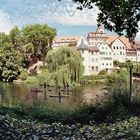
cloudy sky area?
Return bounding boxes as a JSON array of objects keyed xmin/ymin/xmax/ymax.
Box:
[{"xmin": 0, "ymin": 0, "xmax": 139, "ymax": 39}]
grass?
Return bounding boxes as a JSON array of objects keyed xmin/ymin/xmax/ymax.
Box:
[
  {"xmin": 81, "ymin": 75, "xmax": 107, "ymax": 85},
  {"xmin": 0, "ymin": 101, "xmax": 95, "ymax": 124},
  {"xmin": 24, "ymin": 76, "xmax": 39, "ymax": 85},
  {"xmin": 1, "ymin": 93, "xmax": 140, "ymax": 125}
]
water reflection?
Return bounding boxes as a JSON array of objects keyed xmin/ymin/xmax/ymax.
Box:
[{"xmin": 0, "ymin": 82, "xmax": 103, "ymax": 107}]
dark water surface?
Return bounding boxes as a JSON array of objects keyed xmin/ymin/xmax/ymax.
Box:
[{"xmin": 0, "ymin": 82, "xmax": 104, "ymax": 107}]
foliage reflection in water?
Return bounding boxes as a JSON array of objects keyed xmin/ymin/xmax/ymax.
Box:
[{"xmin": 0, "ymin": 82, "xmax": 102, "ymax": 108}]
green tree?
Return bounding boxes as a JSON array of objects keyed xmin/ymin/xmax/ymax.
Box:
[
  {"xmin": 22, "ymin": 24, "xmax": 56, "ymax": 64},
  {"xmin": 0, "ymin": 33, "xmax": 10, "ymax": 47},
  {"xmin": 9, "ymin": 27, "xmax": 22, "ymax": 51},
  {"xmin": 71, "ymin": 0, "xmax": 140, "ymax": 41},
  {"xmin": 0, "ymin": 43, "xmax": 22, "ymax": 82},
  {"xmin": 46, "ymin": 47, "xmax": 83, "ymax": 86}
]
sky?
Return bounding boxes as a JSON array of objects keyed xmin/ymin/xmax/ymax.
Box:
[{"xmin": 0, "ymin": 0, "xmax": 139, "ymax": 39}]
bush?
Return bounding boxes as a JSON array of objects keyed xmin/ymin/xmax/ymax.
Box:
[
  {"xmin": 37, "ymin": 69, "xmax": 49, "ymax": 85},
  {"xmin": 81, "ymin": 75, "xmax": 106, "ymax": 85},
  {"xmin": 0, "ymin": 114, "xmax": 140, "ymax": 139},
  {"xmin": 24, "ymin": 76, "xmax": 39, "ymax": 85},
  {"xmin": 98, "ymin": 70, "xmax": 107, "ymax": 75},
  {"xmin": 20, "ymin": 70, "xmax": 28, "ymax": 80}
]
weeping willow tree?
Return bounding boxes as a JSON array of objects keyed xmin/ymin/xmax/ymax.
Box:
[{"xmin": 46, "ymin": 47, "xmax": 83, "ymax": 86}]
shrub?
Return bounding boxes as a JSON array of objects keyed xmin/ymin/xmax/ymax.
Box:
[
  {"xmin": 98, "ymin": 70, "xmax": 107, "ymax": 75},
  {"xmin": 37, "ymin": 69, "xmax": 49, "ymax": 85},
  {"xmin": 20, "ymin": 70, "xmax": 28, "ymax": 80}
]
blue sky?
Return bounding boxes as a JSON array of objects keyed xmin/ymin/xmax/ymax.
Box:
[{"xmin": 0, "ymin": 0, "xmax": 139, "ymax": 39}]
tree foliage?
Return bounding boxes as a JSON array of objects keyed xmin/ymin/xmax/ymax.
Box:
[
  {"xmin": 0, "ymin": 24, "xmax": 56, "ymax": 82},
  {"xmin": 10, "ymin": 27, "xmax": 22, "ymax": 51},
  {"xmin": 22, "ymin": 24, "xmax": 56, "ymax": 64},
  {"xmin": 72, "ymin": 0, "xmax": 140, "ymax": 41},
  {"xmin": 46, "ymin": 47, "xmax": 83, "ymax": 86},
  {"xmin": 104, "ymin": 69, "xmax": 130, "ymax": 105},
  {"xmin": 0, "ymin": 43, "xmax": 22, "ymax": 82}
]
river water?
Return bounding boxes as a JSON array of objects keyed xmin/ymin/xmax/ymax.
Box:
[{"xmin": 0, "ymin": 82, "xmax": 103, "ymax": 107}]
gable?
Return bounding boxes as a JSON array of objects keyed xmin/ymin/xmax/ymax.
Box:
[
  {"xmin": 99, "ymin": 43, "xmax": 112, "ymax": 52},
  {"xmin": 112, "ymin": 38, "xmax": 126, "ymax": 47},
  {"xmin": 76, "ymin": 36, "xmax": 88, "ymax": 48}
]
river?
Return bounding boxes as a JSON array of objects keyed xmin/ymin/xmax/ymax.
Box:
[{"xmin": 0, "ymin": 82, "xmax": 103, "ymax": 107}]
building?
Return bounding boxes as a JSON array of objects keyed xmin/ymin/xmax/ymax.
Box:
[
  {"xmin": 53, "ymin": 26, "xmax": 140, "ymax": 75},
  {"xmin": 98, "ymin": 42, "xmax": 113, "ymax": 71},
  {"xmin": 77, "ymin": 37, "xmax": 100, "ymax": 75},
  {"xmin": 77, "ymin": 35, "xmax": 113, "ymax": 75},
  {"xmin": 52, "ymin": 36, "xmax": 81, "ymax": 49},
  {"xmin": 108, "ymin": 37, "xmax": 126, "ymax": 62}
]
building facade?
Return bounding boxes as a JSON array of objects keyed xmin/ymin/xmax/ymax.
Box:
[{"xmin": 52, "ymin": 27, "xmax": 140, "ymax": 75}]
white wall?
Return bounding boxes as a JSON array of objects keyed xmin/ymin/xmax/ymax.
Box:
[
  {"xmin": 137, "ymin": 51, "xmax": 140, "ymax": 62},
  {"xmin": 111, "ymin": 38, "xmax": 126, "ymax": 62},
  {"xmin": 81, "ymin": 50, "xmax": 90, "ymax": 75},
  {"xmin": 99, "ymin": 43, "xmax": 114, "ymax": 71},
  {"xmin": 126, "ymin": 53, "xmax": 137, "ymax": 64},
  {"xmin": 80, "ymin": 50, "xmax": 100, "ymax": 75}
]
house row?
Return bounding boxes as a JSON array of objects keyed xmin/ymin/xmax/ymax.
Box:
[{"xmin": 52, "ymin": 27, "xmax": 140, "ymax": 75}]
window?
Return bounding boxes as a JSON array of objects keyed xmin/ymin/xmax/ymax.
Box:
[
  {"xmin": 100, "ymin": 52, "xmax": 105, "ymax": 55},
  {"xmin": 96, "ymin": 66, "xmax": 98, "ymax": 71},
  {"xmin": 92, "ymin": 66, "xmax": 94, "ymax": 70},
  {"xmin": 120, "ymin": 52, "xmax": 122, "ymax": 55},
  {"xmin": 96, "ymin": 58, "xmax": 98, "ymax": 61},
  {"xmin": 102, "ymin": 63, "xmax": 104, "ymax": 66},
  {"xmin": 113, "ymin": 46, "xmax": 115, "ymax": 49},
  {"xmin": 102, "ymin": 57, "xmax": 112, "ymax": 60},
  {"xmin": 92, "ymin": 58, "xmax": 94, "ymax": 62},
  {"xmin": 82, "ymin": 50, "xmax": 84, "ymax": 54},
  {"xmin": 117, "ymin": 46, "xmax": 118, "ymax": 49},
  {"xmin": 91, "ymin": 52, "xmax": 93, "ymax": 55},
  {"xmin": 109, "ymin": 52, "xmax": 111, "ymax": 55},
  {"xmin": 106, "ymin": 63, "xmax": 108, "ymax": 66},
  {"xmin": 110, "ymin": 63, "xmax": 112, "ymax": 66}
]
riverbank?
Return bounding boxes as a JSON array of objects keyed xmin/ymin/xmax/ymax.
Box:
[{"xmin": 14, "ymin": 74, "xmax": 107, "ymax": 86}]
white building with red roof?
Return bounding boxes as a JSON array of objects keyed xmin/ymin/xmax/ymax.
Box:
[
  {"xmin": 52, "ymin": 26, "xmax": 140, "ymax": 75},
  {"xmin": 52, "ymin": 36, "xmax": 81, "ymax": 49},
  {"xmin": 108, "ymin": 37, "xmax": 126, "ymax": 62}
]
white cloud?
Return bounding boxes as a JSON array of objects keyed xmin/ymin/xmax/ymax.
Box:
[
  {"xmin": 0, "ymin": 11, "xmax": 14, "ymax": 34},
  {"xmin": 38, "ymin": 1, "xmax": 99, "ymax": 26}
]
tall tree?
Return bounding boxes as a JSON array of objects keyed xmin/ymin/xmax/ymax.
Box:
[
  {"xmin": 10, "ymin": 27, "xmax": 22, "ymax": 51},
  {"xmin": 69, "ymin": 0, "xmax": 140, "ymax": 41},
  {"xmin": 22, "ymin": 24, "xmax": 56, "ymax": 65},
  {"xmin": 46, "ymin": 47, "xmax": 83, "ymax": 86},
  {"xmin": 0, "ymin": 33, "xmax": 10, "ymax": 47},
  {"xmin": 0, "ymin": 43, "xmax": 22, "ymax": 82}
]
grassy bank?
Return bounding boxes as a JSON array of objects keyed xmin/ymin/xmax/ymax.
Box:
[
  {"xmin": 1, "ymin": 95, "xmax": 140, "ymax": 125},
  {"xmin": 81, "ymin": 75, "xmax": 106, "ymax": 85},
  {"xmin": 19, "ymin": 68, "xmax": 108, "ymax": 86}
]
